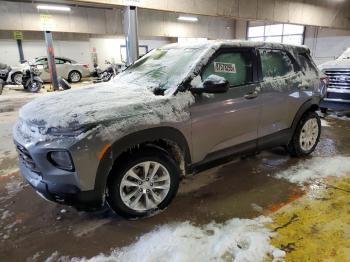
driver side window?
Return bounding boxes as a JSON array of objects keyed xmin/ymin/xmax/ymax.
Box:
[{"xmin": 201, "ymin": 51, "xmax": 253, "ymax": 87}]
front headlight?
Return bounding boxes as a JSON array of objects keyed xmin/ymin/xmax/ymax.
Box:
[{"xmin": 48, "ymin": 150, "xmax": 74, "ymax": 171}]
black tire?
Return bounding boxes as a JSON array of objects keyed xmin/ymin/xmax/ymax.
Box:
[
  {"xmin": 106, "ymin": 147, "xmax": 180, "ymax": 219},
  {"xmin": 26, "ymin": 80, "xmax": 42, "ymax": 93},
  {"xmin": 287, "ymin": 111, "xmax": 321, "ymax": 157},
  {"xmin": 0, "ymin": 80, "xmax": 4, "ymax": 95},
  {"xmin": 68, "ymin": 71, "xmax": 81, "ymax": 83},
  {"xmin": 11, "ymin": 72, "xmax": 23, "ymax": 85}
]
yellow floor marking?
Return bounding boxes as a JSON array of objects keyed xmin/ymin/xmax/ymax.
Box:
[{"xmin": 268, "ymin": 176, "xmax": 350, "ymax": 261}]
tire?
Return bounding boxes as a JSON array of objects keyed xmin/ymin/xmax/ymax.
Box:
[
  {"xmin": 11, "ymin": 72, "xmax": 23, "ymax": 85},
  {"xmin": 287, "ymin": 111, "xmax": 321, "ymax": 157},
  {"xmin": 26, "ymin": 80, "xmax": 42, "ymax": 93},
  {"xmin": 68, "ymin": 71, "xmax": 81, "ymax": 83},
  {"xmin": 106, "ymin": 147, "xmax": 180, "ymax": 219},
  {"xmin": 0, "ymin": 80, "xmax": 4, "ymax": 95}
]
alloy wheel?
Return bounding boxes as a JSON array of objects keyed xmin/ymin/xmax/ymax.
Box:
[
  {"xmin": 119, "ymin": 161, "xmax": 171, "ymax": 212},
  {"xmin": 299, "ymin": 118, "xmax": 319, "ymax": 151}
]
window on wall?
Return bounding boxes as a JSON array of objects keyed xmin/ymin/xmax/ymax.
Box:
[{"xmin": 248, "ymin": 23, "xmax": 304, "ymax": 45}]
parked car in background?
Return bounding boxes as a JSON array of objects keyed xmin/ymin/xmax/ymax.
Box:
[
  {"xmin": 14, "ymin": 41, "xmax": 326, "ymax": 219},
  {"xmin": 319, "ymin": 48, "xmax": 350, "ymax": 112},
  {"xmin": 12, "ymin": 57, "xmax": 90, "ymax": 83}
]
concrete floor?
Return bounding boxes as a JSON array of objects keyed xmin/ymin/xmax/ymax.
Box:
[{"xmin": 0, "ymin": 87, "xmax": 349, "ymax": 261}]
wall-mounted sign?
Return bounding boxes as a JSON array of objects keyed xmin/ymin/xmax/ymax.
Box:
[
  {"xmin": 40, "ymin": 14, "xmax": 55, "ymax": 31},
  {"xmin": 13, "ymin": 31, "xmax": 23, "ymax": 40}
]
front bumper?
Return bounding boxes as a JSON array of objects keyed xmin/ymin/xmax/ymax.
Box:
[
  {"xmin": 16, "ymin": 140, "xmax": 104, "ymax": 210},
  {"xmin": 320, "ymin": 100, "xmax": 350, "ymax": 111}
]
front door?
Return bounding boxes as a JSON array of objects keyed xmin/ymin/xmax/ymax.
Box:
[{"xmin": 190, "ymin": 48, "xmax": 261, "ymax": 163}]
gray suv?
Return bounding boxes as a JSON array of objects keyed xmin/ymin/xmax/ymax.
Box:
[{"xmin": 14, "ymin": 41, "xmax": 326, "ymax": 218}]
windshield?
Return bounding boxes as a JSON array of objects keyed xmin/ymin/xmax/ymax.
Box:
[{"xmin": 115, "ymin": 47, "xmax": 205, "ymax": 92}]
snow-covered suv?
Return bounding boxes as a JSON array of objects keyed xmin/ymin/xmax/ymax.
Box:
[{"xmin": 14, "ymin": 41, "xmax": 326, "ymax": 218}]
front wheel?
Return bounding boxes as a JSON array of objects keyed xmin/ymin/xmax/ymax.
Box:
[
  {"xmin": 26, "ymin": 80, "xmax": 42, "ymax": 93},
  {"xmin": 106, "ymin": 148, "xmax": 180, "ymax": 219},
  {"xmin": 287, "ymin": 111, "xmax": 321, "ymax": 157}
]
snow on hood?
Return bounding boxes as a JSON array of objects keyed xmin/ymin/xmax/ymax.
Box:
[
  {"xmin": 16, "ymin": 80, "xmax": 194, "ymax": 142},
  {"xmin": 319, "ymin": 47, "xmax": 350, "ymax": 70}
]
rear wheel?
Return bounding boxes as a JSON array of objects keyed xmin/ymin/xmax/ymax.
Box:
[
  {"xmin": 68, "ymin": 71, "xmax": 81, "ymax": 83},
  {"xmin": 287, "ymin": 111, "xmax": 321, "ymax": 157},
  {"xmin": 106, "ymin": 148, "xmax": 180, "ymax": 219},
  {"xmin": 11, "ymin": 72, "xmax": 23, "ymax": 85}
]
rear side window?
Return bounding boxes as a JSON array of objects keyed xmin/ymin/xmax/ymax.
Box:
[
  {"xmin": 202, "ymin": 51, "xmax": 253, "ymax": 87},
  {"xmin": 298, "ymin": 53, "xmax": 318, "ymax": 77},
  {"xmin": 259, "ymin": 49, "xmax": 294, "ymax": 79},
  {"xmin": 35, "ymin": 58, "xmax": 47, "ymax": 65}
]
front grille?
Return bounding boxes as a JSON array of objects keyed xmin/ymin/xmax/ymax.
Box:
[
  {"xmin": 324, "ymin": 69, "xmax": 350, "ymax": 89},
  {"xmin": 16, "ymin": 144, "xmax": 40, "ymax": 173}
]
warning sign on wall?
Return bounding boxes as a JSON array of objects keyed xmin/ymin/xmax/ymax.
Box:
[
  {"xmin": 13, "ymin": 31, "xmax": 23, "ymax": 40},
  {"xmin": 214, "ymin": 62, "xmax": 236, "ymax": 73},
  {"xmin": 40, "ymin": 14, "xmax": 55, "ymax": 31}
]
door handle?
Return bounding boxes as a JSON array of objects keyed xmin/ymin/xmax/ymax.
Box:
[{"xmin": 244, "ymin": 91, "xmax": 258, "ymax": 99}]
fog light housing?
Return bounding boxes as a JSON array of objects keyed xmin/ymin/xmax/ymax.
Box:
[{"xmin": 48, "ymin": 151, "xmax": 74, "ymax": 171}]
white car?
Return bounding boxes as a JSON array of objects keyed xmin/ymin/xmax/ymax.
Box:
[
  {"xmin": 23, "ymin": 57, "xmax": 90, "ymax": 83},
  {"xmin": 35, "ymin": 56, "xmax": 90, "ymax": 83}
]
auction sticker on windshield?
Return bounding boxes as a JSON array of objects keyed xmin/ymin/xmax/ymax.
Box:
[{"xmin": 214, "ymin": 62, "xmax": 236, "ymax": 73}]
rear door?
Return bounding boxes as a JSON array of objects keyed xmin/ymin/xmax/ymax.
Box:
[
  {"xmin": 257, "ymin": 48, "xmax": 302, "ymax": 139},
  {"xmin": 55, "ymin": 58, "xmax": 67, "ymax": 78},
  {"xmin": 190, "ymin": 48, "xmax": 261, "ymax": 163}
]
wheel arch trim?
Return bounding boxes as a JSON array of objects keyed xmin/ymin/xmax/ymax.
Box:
[{"xmin": 93, "ymin": 126, "xmax": 191, "ymax": 198}]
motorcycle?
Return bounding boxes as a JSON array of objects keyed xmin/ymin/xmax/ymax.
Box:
[
  {"xmin": 90, "ymin": 63, "xmax": 102, "ymax": 78},
  {"xmin": 21, "ymin": 61, "xmax": 43, "ymax": 93},
  {"xmin": 0, "ymin": 63, "xmax": 23, "ymax": 95},
  {"xmin": 93, "ymin": 61, "xmax": 122, "ymax": 83}
]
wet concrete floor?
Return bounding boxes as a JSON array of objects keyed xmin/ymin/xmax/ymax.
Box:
[{"xmin": 0, "ymin": 90, "xmax": 349, "ymax": 261}]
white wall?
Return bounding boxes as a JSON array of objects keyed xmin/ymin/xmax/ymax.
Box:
[
  {"xmin": 89, "ymin": 37, "xmax": 171, "ymax": 68},
  {"xmin": 0, "ymin": 40, "xmax": 19, "ymax": 65},
  {"xmin": 305, "ymin": 26, "xmax": 350, "ymax": 65},
  {"xmin": 0, "ymin": 37, "xmax": 171, "ymax": 68}
]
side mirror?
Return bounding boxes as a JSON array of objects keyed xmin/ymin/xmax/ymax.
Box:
[{"xmin": 191, "ymin": 75, "xmax": 229, "ymax": 94}]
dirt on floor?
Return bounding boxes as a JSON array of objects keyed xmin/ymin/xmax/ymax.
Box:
[{"xmin": 0, "ymin": 89, "xmax": 350, "ymax": 261}]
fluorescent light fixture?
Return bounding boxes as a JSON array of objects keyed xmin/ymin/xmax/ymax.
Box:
[
  {"xmin": 177, "ymin": 16, "xmax": 198, "ymax": 22},
  {"xmin": 37, "ymin": 5, "xmax": 71, "ymax": 12}
]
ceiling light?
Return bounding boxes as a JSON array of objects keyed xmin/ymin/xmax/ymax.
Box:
[
  {"xmin": 177, "ymin": 16, "xmax": 198, "ymax": 22},
  {"xmin": 37, "ymin": 5, "xmax": 71, "ymax": 12}
]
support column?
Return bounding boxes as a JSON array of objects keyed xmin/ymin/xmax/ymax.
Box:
[
  {"xmin": 44, "ymin": 31, "xmax": 59, "ymax": 90},
  {"xmin": 123, "ymin": 6, "xmax": 139, "ymax": 66},
  {"xmin": 16, "ymin": 39, "xmax": 25, "ymax": 63}
]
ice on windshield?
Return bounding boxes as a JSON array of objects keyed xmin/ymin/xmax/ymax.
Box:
[{"xmin": 116, "ymin": 47, "xmax": 205, "ymax": 91}]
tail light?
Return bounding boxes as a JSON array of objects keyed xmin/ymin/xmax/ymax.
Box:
[{"xmin": 83, "ymin": 64, "xmax": 89, "ymax": 69}]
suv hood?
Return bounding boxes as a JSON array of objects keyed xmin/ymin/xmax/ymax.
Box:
[
  {"xmin": 319, "ymin": 58, "xmax": 350, "ymax": 70},
  {"xmin": 17, "ymin": 81, "xmax": 194, "ymax": 138}
]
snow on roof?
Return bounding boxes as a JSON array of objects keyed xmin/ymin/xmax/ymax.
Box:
[{"xmin": 162, "ymin": 40, "xmax": 309, "ymax": 52}]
